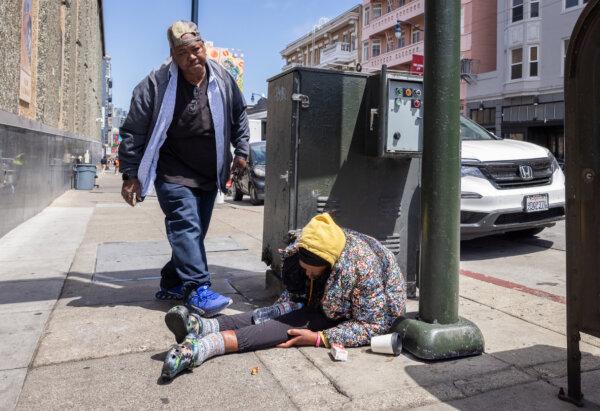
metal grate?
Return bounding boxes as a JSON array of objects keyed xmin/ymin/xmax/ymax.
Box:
[
  {"xmin": 316, "ymin": 196, "xmax": 340, "ymax": 215},
  {"xmin": 479, "ymin": 157, "xmax": 554, "ymax": 189},
  {"xmin": 316, "ymin": 196, "xmax": 329, "ymax": 213},
  {"xmin": 494, "ymin": 207, "xmax": 565, "ymax": 226},
  {"xmin": 380, "ymin": 234, "xmax": 402, "ymax": 255},
  {"xmin": 460, "ymin": 211, "xmax": 487, "ymax": 224}
]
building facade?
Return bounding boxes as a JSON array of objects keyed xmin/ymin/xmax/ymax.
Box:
[
  {"xmin": 281, "ymin": 6, "xmax": 361, "ymax": 71},
  {"xmin": 360, "ymin": 0, "xmax": 497, "ymax": 111},
  {"xmin": 0, "ymin": 0, "xmax": 105, "ymax": 236},
  {"xmin": 466, "ymin": 0, "xmax": 590, "ymax": 162},
  {"xmin": 247, "ymin": 97, "xmax": 268, "ymax": 143},
  {"xmin": 360, "ymin": 0, "xmax": 425, "ymax": 72},
  {"xmin": 459, "ymin": 0, "xmax": 498, "ymax": 111}
]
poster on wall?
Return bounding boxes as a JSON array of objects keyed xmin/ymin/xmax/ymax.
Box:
[
  {"xmin": 19, "ymin": 0, "xmax": 33, "ymax": 103},
  {"xmin": 205, "ymin": 43, "xmax": 245, "ymax": 91}
]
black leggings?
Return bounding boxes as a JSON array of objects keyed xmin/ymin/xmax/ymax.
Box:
[{"xmin": 216, "ymin": 307, "xmax": 342, "ymax": 352}]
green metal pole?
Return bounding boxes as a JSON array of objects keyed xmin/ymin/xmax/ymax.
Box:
[
  {"xmin": 392, "ymin": 0, "xmax": 484, "ymax": 360},
  {"xmin": 419, "ymin": 0, "xmax": 461, "ymax": 324}
]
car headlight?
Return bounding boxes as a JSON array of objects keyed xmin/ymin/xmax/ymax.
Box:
[
  {"xmin": 549, "ymin": 153, "xmax": 561, "ymax": 173},
  {"xmin": 253, "ymin": 167, "xmax": 265, "ymax": 177},
  {"xmin": 461, "ymin": 165, "xmax": 485, "ymax": 178}
]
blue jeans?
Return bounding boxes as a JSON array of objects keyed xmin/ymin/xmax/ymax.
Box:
[{"xmin": 154, "ymin": 179, "xmax": 218, "ymax": 292}]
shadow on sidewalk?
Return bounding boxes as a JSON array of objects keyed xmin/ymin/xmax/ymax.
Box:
[
  {"xmin": 0, "ymin": 265, "xmax": 276, "ymax": 315},
  {"xmin": 403, "ymin": 344, "xmax": 600, "ymax": 409},
  {"xmin": 58, "ymin": 264, "xmax": 276, "ymax": 313},
  {"xmin": 461, "ymin": 235, "xmax": 555, "ymax": 261}
]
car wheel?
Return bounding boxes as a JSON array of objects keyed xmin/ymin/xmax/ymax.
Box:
[
  {"xmin": 231, "ymin": 183, "xmax": 243, "ymax": 201},
  {"xmin": 506, "ymin": 227, "xmax": 546, "ymax": 238},
  {"xmin": 249, "ymin": 185, "xmax": 262, "ymax": 205}
]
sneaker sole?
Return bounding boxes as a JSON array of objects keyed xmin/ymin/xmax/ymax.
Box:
[
  {"xmin": 164, "ymin": 310, "xmax": 189, "ymax": 344},
  {"xmin": 155, "ymin": 290, "xmax": 184, "ymax": 301},
  {"xmin": 188, "ymin": 298, "xmax": 233, "ymax": 318}
]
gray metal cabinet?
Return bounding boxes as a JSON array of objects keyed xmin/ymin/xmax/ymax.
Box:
[{"xmin": 262, "ymin": 67, "xmax": 421, "ymax": 295}]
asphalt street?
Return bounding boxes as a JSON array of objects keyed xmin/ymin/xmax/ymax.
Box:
[{"xmin": 461, "ymin": 221, "xmax": 567, "ymax": 299}]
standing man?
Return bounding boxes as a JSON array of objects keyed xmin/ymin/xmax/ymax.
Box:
[{"xmin": 118, "ymin": 21, "xmax": 249, "ymax": 317}]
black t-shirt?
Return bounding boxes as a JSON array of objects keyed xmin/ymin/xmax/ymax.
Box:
[{"xmin": 157, "ymin": 66, "xmax": 217, "ymax": 190}]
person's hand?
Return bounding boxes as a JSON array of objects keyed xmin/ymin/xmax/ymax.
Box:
[
  {"xmin": 231, "ymin": 156, "xmax": 247, "ymax": 177},
  {"xmin": 276, "ymin": 329, "xmax": 318, "ymax": 348},
  {"xmin": 121, "ymin": 179, "xmax": 142, "ymax": 207}
]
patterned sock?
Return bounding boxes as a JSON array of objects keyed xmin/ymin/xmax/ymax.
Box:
[
  {"xmin": 161, "ymin": 332, "xmax": 225, "ymax": 380},
  {"xmin": 190, "ymin": 313, "xmax": 220, "ymax": 336},
  {"xmin": 195, "ymin": 332, "xmax": 226, "ymax": 365},
  {"xmin": 165, "ymin": 306, "xmax": 220, "ymax": 343}
]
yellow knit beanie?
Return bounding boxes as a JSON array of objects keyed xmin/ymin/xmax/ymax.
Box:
[{"xmin": 298, "ymin": 213, "xmax": 346, "ymax": 267}]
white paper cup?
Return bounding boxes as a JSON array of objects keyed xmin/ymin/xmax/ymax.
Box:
[{"xmin": 370, "ymin": 332, "xmax": 402, "ymax": 356}]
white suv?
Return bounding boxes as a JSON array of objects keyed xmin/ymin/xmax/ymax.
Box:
[{"xmin": 460, "ymin": 116, "xmax": 565, "ymax": 240}]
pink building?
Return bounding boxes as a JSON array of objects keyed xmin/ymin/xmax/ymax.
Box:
[
  {"xmin": 460, "ymin": 0, "xmax": 497, "ymax": 111},
  {"xmin": 360, "ymin": 0, "xmax": 496, "ymax": 111}
]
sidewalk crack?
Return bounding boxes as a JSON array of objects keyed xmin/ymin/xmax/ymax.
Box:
[
  {"xmin": 297, "ymin": 349, "xmax": 352, "ymax": 401},
  {"xmin": 252, "ymin": 352, "xmax": 301, "ymax": 411}
]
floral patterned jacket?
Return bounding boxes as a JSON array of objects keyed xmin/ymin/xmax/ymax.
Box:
[{"xmin": 278, "ymin": 229, "xmax": 407, "ymax": 347}]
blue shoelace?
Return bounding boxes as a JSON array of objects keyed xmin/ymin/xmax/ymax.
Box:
[{"xmin": 193, "ymin": 286, "xmax": 221, "ymax": 301}]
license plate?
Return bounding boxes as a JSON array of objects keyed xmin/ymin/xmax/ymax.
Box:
[{"xmin": 524, "ymin": 194, "xmax": 549, "ymax": 213}]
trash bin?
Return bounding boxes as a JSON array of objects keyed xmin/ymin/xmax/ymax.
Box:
[{"xmin": 73, "ymin": 164, "xmax": 97, "ymax": 190}]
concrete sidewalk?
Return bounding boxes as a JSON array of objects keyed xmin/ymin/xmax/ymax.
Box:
[{"xmin": 1, "ymin": 173, "xmax": 599, "ymax": 410}]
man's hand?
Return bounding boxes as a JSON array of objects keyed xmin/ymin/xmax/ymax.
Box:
[
  {"xmin": 231, "ymin": 156, "xmax": 247, "ymax": 177},
  {"xmin": 276, "ymin": 329, "xmax": 318, "ymax": 348},
  {"xmin": 121, "ymin": 179, "xmax": 142, "ymax": 207}
]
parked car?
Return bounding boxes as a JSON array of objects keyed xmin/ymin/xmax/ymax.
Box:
[
  {"xmin": 230, "ymin": 141, "xmax": 266, "ymax": 205},
  {"xmin": 460, "ymin": 116, "xmax": 565, "ymax": 240}
]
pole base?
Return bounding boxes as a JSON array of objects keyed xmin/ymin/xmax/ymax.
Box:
[
  {"xmin": 391, "ymin": 312, "xmax": 485, "ymax": 360},
  {"xmin": 558, "ymin": 387, "xmax": 584, "ymax": 407}
]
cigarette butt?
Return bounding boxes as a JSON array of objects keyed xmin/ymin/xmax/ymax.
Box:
[{"xmin": 250, "ymin": 366, "xmax": 259, "ymax": 375}]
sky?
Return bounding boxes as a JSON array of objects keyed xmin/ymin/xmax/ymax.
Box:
[{"xmin": 103, "ymin": 0, "xmax": 359, "ymax": 110}]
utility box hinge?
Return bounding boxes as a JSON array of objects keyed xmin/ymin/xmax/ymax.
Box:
[{"xmin": 291, "ymin": 93, "xmax": 310, "ymax": 108}]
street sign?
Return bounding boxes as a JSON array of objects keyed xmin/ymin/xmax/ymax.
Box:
[{"xmin": 410, "ymin": 54, "xmax": 424, "ymax": 75}]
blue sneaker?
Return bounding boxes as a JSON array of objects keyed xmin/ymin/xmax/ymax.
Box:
[
  {"xmin": 186, "ymin": 285, "xmax": 232, "ymax": 317},
  {"xmin": 155, "ymin": 285, "xmax": 185, "ymax": 301}
]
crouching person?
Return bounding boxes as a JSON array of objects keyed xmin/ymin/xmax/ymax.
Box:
[{"xmin": 160, "ymin": 213, "xmax": 407, "ymax": 380}]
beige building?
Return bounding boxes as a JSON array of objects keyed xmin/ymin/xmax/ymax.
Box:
[{"xmin": 281, "ymin": 5, "xmax": 361, "ymax": 71}]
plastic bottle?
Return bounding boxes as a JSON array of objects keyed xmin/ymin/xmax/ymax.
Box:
[
  {"xmin": 83, "ymin": 150, "xmax": 90, "ymax": 164},
  {"xmin": 252, "ymin": 301, "xmax": 304, "ymax": 324}
]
